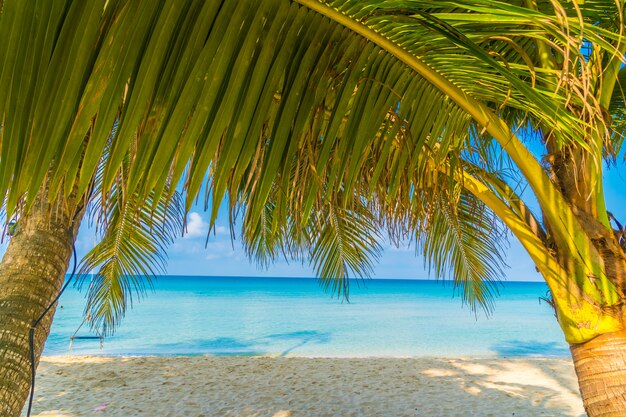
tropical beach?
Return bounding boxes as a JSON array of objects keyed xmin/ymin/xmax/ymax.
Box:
[
  {"xmin": 25, "ymin": 277, "xmax": 585, "ymax": 416},
  {"xmin": 3, "ymin": 1, "xmax": 626, "ymax": 416},
  {"xmin": 30, "ymin": 356, "xmax": 584, "ymax": 417}
]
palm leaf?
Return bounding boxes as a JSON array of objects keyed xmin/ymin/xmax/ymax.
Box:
[
  {"xmin": 77, "ymin": 181, "xmax": 184, "ymax": 335},
  {"xmin": 306, "ymin": 195, "xmax": 383, "ymax": 299},
  {"xmin": 2, "ymin": 0, "xmax": 624, "ymax": 315},
  {"xmin": 2, "ymin": 0, "xmax": 614, "ymax": 215},
  {"xmin": 418, "ymin": 191, "xmax": 506, "ymax": 312}
]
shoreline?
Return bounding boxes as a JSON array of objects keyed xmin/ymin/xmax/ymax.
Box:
[
  {"xmin": 42, "ymin": 353, "xmax": 575, "ymax": 358},
  {"xmin": 28, "ymin": 355, "xmax": 585, "ymax": 417}
]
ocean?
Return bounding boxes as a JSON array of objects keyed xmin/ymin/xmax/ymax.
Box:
[{"xmin": 44, "ymin": 276, "xmax": 569, "ymax": 358}]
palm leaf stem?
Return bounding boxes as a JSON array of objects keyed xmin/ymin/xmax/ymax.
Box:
[
  {"xmin": 295, "ymin": 0, "xmax": 601, "ymax": 270},
  {"xmin": 466, "ymin": 164, "xmax": 547, "ymax": 243},
  {"xmin": 522, "ymin": 0, "xmax": 556, "ymax": 72},
  {"xmin": 462, "ymin": 171, "xmax": 620, "ymax": 343},
  {"xmin": 599, "ymin": 40, "xmax": 626, "ymax": 110}
]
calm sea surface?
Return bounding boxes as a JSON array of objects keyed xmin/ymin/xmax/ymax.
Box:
[{"xmin": 44, "ymin": 276, "xmax": 569, "ymax": 358}]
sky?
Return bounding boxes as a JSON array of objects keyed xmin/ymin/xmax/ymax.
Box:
[
  {"xmin": 151, "ymin": 208, "xmax": 542, "ymax": 281},
  {"xmin": 1, "ymin": 161, "xmax": 625, "ymax": 283},
  {"xmin": 71, "ymin": 202, "xmax": 434, "ymax": 280}
]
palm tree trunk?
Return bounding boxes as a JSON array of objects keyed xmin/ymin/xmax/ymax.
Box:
[
  {"xmin": 0, "ymin": 189, "xmax": 83, "ymax": 417},
  {"xmin": 570, "ymin": 330, "xmax": 626, "ymax": 417}
]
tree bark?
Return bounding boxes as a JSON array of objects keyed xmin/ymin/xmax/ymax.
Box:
[
  {"xmin": 0, "ymin": 190, "xmax": 83, "ymax": 417},
  {"xmin": 570, "ymin": 330, "xmax": 626, "ymax": 417}
]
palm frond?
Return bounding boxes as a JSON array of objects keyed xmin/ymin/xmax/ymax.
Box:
[
  {"xmin": 77, "ymin": 183, "xmax": 184, "ymax": 335},
  {"xmin": 3, "ymin": 0, "xmax": 617, "ymax": 216},
  {"xmin": 242, "ymin": 183, "xmax": 383, "ymax": 300},
  {"xmin": 609, "ymin": 67, "xmax": 626, "ymax": 157},
  {"xmin": 2, "ymin": 0, "xmax": 624, "ymax": 315},
  {"xmin": 418, "ymin": 191, "xmax": 507, "ymax": 312},
  {"xmin": 242, "ymin": 195, "xmax": 293, "ymax": 269},
  {"xmin": 308, "ymin": 197, "xmax": 383, "ymax": 299}
]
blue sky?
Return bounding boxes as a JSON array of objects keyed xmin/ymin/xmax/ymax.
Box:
[
  {"xmin": 148, "ymin": 209, "xmax": 541, "ymax": 281},
  {"xmin": 1, "ymin": 162, "xmax": 625, "ymax": 283},
  {"xmin": 85, "ymin": 161, "xmax": 626, "ymax": 282}
]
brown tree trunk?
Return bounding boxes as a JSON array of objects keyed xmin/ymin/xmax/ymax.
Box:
[
  {"xmin": 0, "ymin": 190, "xmax": 83, "ymax": 417},
  {"xmin": 570, "ymin": 330, "xmax": 626, "ymax": 417}
]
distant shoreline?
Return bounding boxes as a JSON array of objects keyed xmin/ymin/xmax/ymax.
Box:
[{"xmin": 41, "ymin": 353, "xmax": 573, "ymax": 359}]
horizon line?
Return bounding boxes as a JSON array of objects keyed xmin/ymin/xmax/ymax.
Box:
[{"xmin": 69, "ymin": 273, "xmax": 546, "ymax": 284}]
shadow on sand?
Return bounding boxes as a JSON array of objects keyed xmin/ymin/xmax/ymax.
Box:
[
  {"xmin": 142, "ymin": 330, "xmax": 332, "ymax": 356},
  {"xmin": 31, "ymin": 356, "xmax": 585, "ymax": 417},
  {"xmin": 490, "ymin": 340, "xmax": 570, "ymax": 357}
]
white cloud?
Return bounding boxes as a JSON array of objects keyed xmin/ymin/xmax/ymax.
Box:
[
  {"xmin": 206, "ymin": 253, "xmax": 229, "ymax": 261},
  {"xmin": 205, "ymin": 241, "xmax": 236, "ymax": 260},
  {"xmin": 184, "ymin": 212, "xmax": 209, "ymax": 238}
]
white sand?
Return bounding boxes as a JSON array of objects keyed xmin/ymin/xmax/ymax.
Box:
[{"xmin": 26, "ymin": 356, "xmax": 585, "ymax": 417}]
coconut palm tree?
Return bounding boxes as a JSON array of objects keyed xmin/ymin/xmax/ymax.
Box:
[{"xmin": 1, "ymin": 0, "xmax": 626, "ymax": 415}]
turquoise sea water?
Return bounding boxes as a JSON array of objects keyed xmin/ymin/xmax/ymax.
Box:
[{"xmin": 44, "ymin": 276, "xmax": 569, "ymax": 358}]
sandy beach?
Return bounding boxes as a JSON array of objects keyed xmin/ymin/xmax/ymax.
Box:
[{"xmin": 26, "ymin": 356, "xmax": 585, "ymax": 417}]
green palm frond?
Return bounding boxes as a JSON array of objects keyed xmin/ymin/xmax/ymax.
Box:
[
  {"xmin": 242, "ymin": 183, "xmax": 383, "ymax": 299},
  {"xmin": 4, "ymin": 0, "xmax": 619, "ymax": 217},
  {"xmin": 242, "ymin": 195, "xmax": 296, "ymax": 269},
  {"xmin": 78, "ymin": 182, "xmax": 184, "ymax": 335},
  {"xmin": 419, "ymin": 191, "xmax": 506, "ymax": 312},
  {"xmin": 308, "ymin": 197, "xmax": 383, "ymax": 299},
  {"xmin": 322, "ymin": 0, "xmax": 622, "ymax": 143},
  {"xmin": 609, "ymin": 67, "xmax": 626, "ymax": 114},
  {"xmin": 609, "ymin": 67, "xmax": 626, "ymax": 157},
  {"xmin": 2, "ymin": 0, "xmax": 625, "ymax": 323}
]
